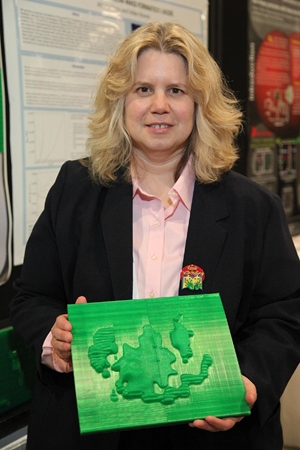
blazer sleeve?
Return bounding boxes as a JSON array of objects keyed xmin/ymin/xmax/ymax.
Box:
[
  {"xmin": 234, "ymin": 194, "xmax": 300, "ymax": 426},
  {"xmin": 9, "ymin": 162, "xmax": 71, "ymax": 368}
]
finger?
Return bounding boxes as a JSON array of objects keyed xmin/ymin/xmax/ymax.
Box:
[
  {"xmin": 75, "ymin": 296, "xmax": 87, "ymax": 304},
  {"xmin": 246, "ymin": 391, "xmax": 256, "ymax": 409},
  {"xmin": 51, "ymin": 327, "xmax": 72, "ymax": 350},
  {"xmin": 53, "ymin": 344, "xmax": 71, "ymax": 362},
  {"xmin": 51, "ymin": 331, "xmax": 72, "ymax": 349},
  {"xmin": 242, "ymin": 375, "xmax": 257, "ymax": 409},
  {"xmin": 54, "ymin": 314, "xmax": 72, "ymax": 332},
  {"xmin": 51, "ymin": 325, "xmax": 72, "ymax": 363},
  {"xmin": 51, "ymin": 315, "xmax": 73, "ymax": 354},
  {"xmin": 51, "ymin": 333, "xmax": 72, "ymax": 362},
  {"xmin": 190, "ymin": 416, "xmax": 242, "ymax": 432},
  {"xmin": 189, "ymin": 419, "xmax": 213, "ymax": 431}
]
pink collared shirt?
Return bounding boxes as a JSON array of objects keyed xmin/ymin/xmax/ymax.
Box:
[
  {"xmin": 132, "ymin": 159, "xmax": 195, "ymax": 299},
  {"xmin": 42, "ymin": 160, "xmax": 195, "ymax": 372}
]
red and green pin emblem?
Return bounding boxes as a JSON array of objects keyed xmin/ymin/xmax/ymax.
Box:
[{"xmin": 180, "ymin": 265, "xmax": 205, "ymax": 290}]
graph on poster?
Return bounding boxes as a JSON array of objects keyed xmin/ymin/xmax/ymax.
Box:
[
  {"xmin": 25, "ymin": 111, "xmax": 88, "ymax": 166},
  {"xmin": 26, "ymin": 169, "xmax": 58, "ymax": 237}
]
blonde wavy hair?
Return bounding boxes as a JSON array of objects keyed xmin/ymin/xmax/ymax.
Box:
[{"xmin": 86, "ymin": 22, "xmax": 242, "ymax": 185}]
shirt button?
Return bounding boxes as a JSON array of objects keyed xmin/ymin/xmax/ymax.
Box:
[
  {"xmin": 149, "ymin": 291, "xmax": 155, "ymax": 298},
  {"xmin": 154, "ymin": 220, "xmax": 161, "ymax": 227},
  {"xmin": 151, "ymin": 254, "xmax": 158, "ymax": 260}
]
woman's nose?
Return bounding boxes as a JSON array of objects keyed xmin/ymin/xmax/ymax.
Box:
[{"xmin": 150, "ymin": 92, "xmax": 170, "ymax": 114}]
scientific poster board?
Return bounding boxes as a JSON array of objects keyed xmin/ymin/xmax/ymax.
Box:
[
  {"xmin": 2, "ymin": 0, "xmax": 208, "ymax": 265},
  {"xmin": 0, "ymin": 41, "xmax": 12, "ymax": 285}
]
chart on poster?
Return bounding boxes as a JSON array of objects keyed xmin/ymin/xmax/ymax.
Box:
[{"xmin": 2, "ymin": 0, "xmax": 208, "ymax": 265}]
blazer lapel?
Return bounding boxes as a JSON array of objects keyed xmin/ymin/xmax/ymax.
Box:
[
  {"xmin": 180, "ymin": 181, "xmax": 229, "ymax": 295},
  {"xmin": 101, "ymin": 182, "xmax": 133, "ymax": 301}
]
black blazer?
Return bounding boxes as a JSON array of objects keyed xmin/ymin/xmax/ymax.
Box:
[{"xmin": 10, "ymin": 160, "xmax": 300, "ymax": 450}]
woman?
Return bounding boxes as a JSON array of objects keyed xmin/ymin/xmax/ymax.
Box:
[{"xmin": 10, "ymin": 22, "xmax": 300, "ymax": 450}]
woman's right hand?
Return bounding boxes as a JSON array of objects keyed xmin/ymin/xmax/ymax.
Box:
[{"xmin": 51, "ymin": 296, "xmax": 87, "ymax": 367}]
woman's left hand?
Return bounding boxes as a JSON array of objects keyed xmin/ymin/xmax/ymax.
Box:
[{"xmin": 189, "ymin": 375, "xmax": 257, "ymax": 432}]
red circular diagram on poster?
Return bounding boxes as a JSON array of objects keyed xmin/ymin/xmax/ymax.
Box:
[{"xmin": 255, "ymin": 30, "xmax": 291, "ymax": 136}]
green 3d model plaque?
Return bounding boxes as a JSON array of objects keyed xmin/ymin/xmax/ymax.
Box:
[{"xmin": 68, "ymin": 294, "xmax": 250, "ymax": 434}]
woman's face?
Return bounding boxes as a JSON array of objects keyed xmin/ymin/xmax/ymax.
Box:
[{"xmin": 125, "ymin": 49, "xmax": 195, "ymax": 160}]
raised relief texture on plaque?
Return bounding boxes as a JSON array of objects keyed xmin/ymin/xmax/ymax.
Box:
[{"xmin": 88, "ymin": 315, "xmax": 212, "ymax": 405}]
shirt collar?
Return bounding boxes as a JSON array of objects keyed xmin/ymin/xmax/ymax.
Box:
[
  {"xmin": 172, "ymin": 157, "xmax": 195, "ymax": 211},
  {"xmin": 132, "ymin": 156, "xmax": 195, "ymax": 211}
]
